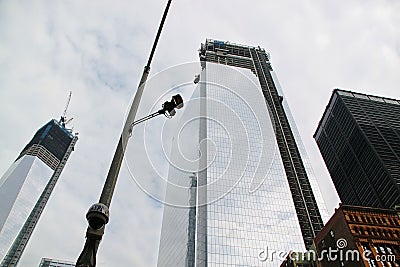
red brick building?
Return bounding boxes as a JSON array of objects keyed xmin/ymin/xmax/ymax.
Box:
[{"xmin": 314, "ymin": 204, "xmax": 400, "ymax": 267}]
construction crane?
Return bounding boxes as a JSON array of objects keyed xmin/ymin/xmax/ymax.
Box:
[{"xmin": 60, "ymin": 91, "xmax": 73, "ymax": 128}]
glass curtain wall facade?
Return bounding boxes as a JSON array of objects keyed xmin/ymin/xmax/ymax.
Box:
[
  {"xmin": 157, "ymin": 40, "xmax": 327, "ymax": 266},
  {"xmin": 314, "ymin": 89, "xmax": 400, "ymax": 209},
  {"xmin": 0, "ymin": 119, "xmax": 78, "ymax": 267}
]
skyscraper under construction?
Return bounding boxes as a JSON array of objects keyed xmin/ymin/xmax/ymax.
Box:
[
  {"xmin": 157, "ymin": 39, "xmax": 328, "ymax": 266},
  {"xmin": 0, "ymin": 113, "xmax": 77, "ymax": 266}
]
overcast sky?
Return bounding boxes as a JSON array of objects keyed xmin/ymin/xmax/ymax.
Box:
[{"xmin": 1, "ymin": 1, "xmax": 399, "ymax": 266}]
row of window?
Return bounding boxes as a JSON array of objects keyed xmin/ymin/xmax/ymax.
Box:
[
  {"xmin": 360, "ymin": 242, "xmax": 400, "ymax": 267},
  {"xmin": 346, "ymin": 213, "xmax": 399, "ymax": 226},
  {"xmin": 351, "ymin": 226, "xmax": 400, "ymax": 239}
]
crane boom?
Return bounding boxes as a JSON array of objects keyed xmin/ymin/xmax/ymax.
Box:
[
  {"xmin": 60, "ymin": 91, "xmax": 72, "ymax": 127},
  {"xmin": 63, "ymin": 91, "xmax": 72, "ymax": 118}
]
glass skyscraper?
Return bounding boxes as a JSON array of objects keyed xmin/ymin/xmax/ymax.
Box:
[
  {"xmin": 157, "ymin": 39, "xmax": 327, "ymax": 266},
  {"xmin": 0, "ymin": 119, "xmax": 78, "ymax": 267},
  {"xmin": 314, "ymin": 89, "xmax": 400, "ymax": 209}
]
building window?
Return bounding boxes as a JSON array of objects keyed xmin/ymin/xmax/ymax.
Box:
[
  {"xmin": 367, "ymin": 259, "xmax": 377, "ymax": 267},
  {"xmin": 353, "ymin": 226, "xmax": 359, "ymax": 235},
  {"xmin": 382, "ymin": 229, "xmax": 387, "ymax": 237},
  {"xmin": 388, "ymin": 230, "xmax": 394, "ymax": 237},
  {"xmin": 330, "ymin": 230, "xmax": 335, "ymax": 238},
  {"xmin": 361, "ymin": 243, "xmax": 377, "ymax": 267},
  {"xmin": 365, "ymin": 227, "xmax": 370, "ymax": 235}
]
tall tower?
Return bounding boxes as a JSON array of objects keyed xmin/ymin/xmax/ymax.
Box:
[
  {"xmin": 0, "ymin": 102, "xmax": 78, "ymax": 266},
  {"xmin": 157, "ymin": 39, "xmax": 327, "ymax": 266},
  {"xmin": 314, "ymin": 89, "xmax": 400, "ymax": 209}
]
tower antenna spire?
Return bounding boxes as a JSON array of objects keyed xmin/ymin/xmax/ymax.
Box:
[{"xmin": 60, "ymin": 91, "xmax": 73, "ymax": 128}]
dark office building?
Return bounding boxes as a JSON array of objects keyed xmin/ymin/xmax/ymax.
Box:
[{"xmin": 314, "ymin": 89, "xmax": 400, "ymax": 209}]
